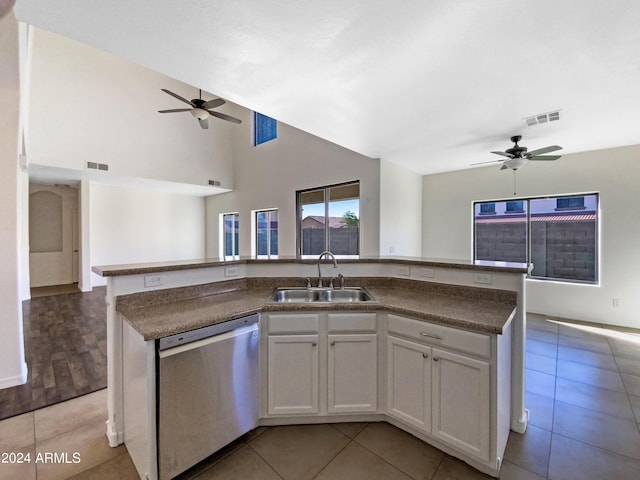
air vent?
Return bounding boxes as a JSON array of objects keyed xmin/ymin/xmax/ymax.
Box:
[
  {"xmin": 524, "ymin": 110, "xmax": 561, "ymax": 127},
  {"xmin": 208, "ymin": 180, "xmax": 221, "ymax": 187},
  {"xmin": 87, "ymin": 161, "xmax": 109, "ymax": 171}
]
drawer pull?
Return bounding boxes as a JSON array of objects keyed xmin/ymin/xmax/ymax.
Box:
[
  {"xmin": 330, "ymin": 341, "xmax": 335, "ymax": 346},
  {"xmin": 422, "ymin": 353, "xmax": 428, "ymax": 359},
  {"xmin": 420, "ymin": 331, "xmax": 443, "ymax": 340},
  {"xmin": 312, "ymin": 342, "xmax": 317, "ymax": 347},
  {"xmin": 433, "ymin": 356, "xmax": 439, "ymax": 362}
]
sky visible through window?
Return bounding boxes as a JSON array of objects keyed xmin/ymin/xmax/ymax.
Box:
[{"xmin": 302, "ymin": 199, "xmax": 360, "ymax": 218}]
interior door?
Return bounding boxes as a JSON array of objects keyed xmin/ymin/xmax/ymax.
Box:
[{"xmin": 29, "ymin": 183, "xmax": 79, "ymax": 287}]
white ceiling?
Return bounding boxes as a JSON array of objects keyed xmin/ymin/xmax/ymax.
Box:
[{"xmin": 13, "ymin": 0, "xmax": 640, "ymax": 175}]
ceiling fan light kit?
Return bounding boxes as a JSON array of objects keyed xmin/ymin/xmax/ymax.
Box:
[
  {"xmin": 158, "ymin": 88, "xmax": 242, "ymax": 129},
  {"xmin": 190, "ymin": 108, "xmax": 210, "ymax": 120}
]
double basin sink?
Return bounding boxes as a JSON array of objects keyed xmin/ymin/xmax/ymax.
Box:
[{"xmin": 269, "ymin": 287, "xmax": 376, "ymax": 304}]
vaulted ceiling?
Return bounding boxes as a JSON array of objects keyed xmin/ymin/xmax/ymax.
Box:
[{"xmin": 14, "ymin": 0, "xmax": 640, "ymax": 175}]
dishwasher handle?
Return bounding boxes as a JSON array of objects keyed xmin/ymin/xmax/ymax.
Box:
[
  {"xmin": 159, "ymin": 323, "xmax": 258, "ymax": 358},
  {"xmin": 158, "ymin": 313, "xmax": 259, "ymax": 351}
]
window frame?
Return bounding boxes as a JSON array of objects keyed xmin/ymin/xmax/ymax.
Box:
[
  {"xmin": 473, "ymin": 193, "xmax": 599, "ymax": 284},
  {"xmin": 253, "ymin": 112, "xmax": 278, "ymax": 146},
  {"xmin": 221, "ymin": 212, "xmax": 239, "ymax": 260},
  {"xmin": 296, "ymin": 180, "xmax": 361, "ymax": 257},
  {"xmin": 253, "ymin": 208, "xmax": 279, "ymax": 258}
]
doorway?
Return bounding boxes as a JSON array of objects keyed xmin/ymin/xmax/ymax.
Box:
[{"xmin": 29, "ymin": 183, "xmax": 79, "ymax": 291}]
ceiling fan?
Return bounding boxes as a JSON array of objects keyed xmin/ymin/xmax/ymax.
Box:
[
  {"xmin": 472, "ymin": 135, "xmax": 562, "ymax": 170},
  {"xmin": 158, "ymin": 89, "xmax": 242, "ymax": 129}
]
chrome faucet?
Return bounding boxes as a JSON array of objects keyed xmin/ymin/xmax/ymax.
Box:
[{"xmin": 317, "ymin": 250, "xmax": 338, "ymax": 288}]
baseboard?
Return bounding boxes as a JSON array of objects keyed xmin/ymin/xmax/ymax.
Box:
[
  {"xmin": 0, "ymin": 362, "xmax": 28, "ymax": 389},
  {"xmin": 512, "ymin": 408, "xmax": 529, "ymax": 434},
  {"xmin": 106, "ymin": 419, "xmax": 123, "ymax": 447}
]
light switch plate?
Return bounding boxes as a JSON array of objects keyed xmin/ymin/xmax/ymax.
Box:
[
  {"xmin": 474, "ymin": 273, "xmax": 492, "ymax": 285},
  {"xmin": 144, "ymin": 275, "xmax": 163, "ymax": 287},
  {"xmin": 397, "ymin": 266, "xmax": 410, "ymax": 276},
  {"xmin": 225, "ymin": 266, "xmax": 239, "ymax": 277},
  {"xmin": 419, "ymin": 268, "xmax": 435, "ymax": 278}
]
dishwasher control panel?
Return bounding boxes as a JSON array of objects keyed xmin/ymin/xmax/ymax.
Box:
[{"xmin": 158, "ymin": 313, "xmax": 259, "ymax": 351}]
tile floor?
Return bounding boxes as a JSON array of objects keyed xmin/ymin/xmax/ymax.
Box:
[{"xmin": 1, "ymin": 313, "xmax": 639, "ymax": 479}]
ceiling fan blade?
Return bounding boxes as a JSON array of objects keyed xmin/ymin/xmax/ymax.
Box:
[
  {"xmin": 161, "ymin": 89, "xmax": 195, "ymax": 107},
  {"xmin": 209, "ymin": 110, "xmax": 242, "ymax": 124},
  {"xmin": 529, "ymin": 155, "xmax": 561, "ymax": 161},
  {"xmin": 158, "ymin": 108, "xmax": 191, "ymax": 113},
  {"xmin": 202, "ymin": 98, "xmax": 225, "ymax": 109},
  {"xmin": 491, "ymin": 151, "xmax": 515, "ymax": 158},
  {"xmin": 526, "ymin": 145, "xmax": 562, "ymax": 157},
  {"xmin": 471, "ymin": 159, "xmax": 504, "ymax": 166},
  {"xmin": 198, "ymin": 118, "xmax": 209, "ymax": 129}
]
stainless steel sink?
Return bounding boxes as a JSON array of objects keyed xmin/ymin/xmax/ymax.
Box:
[
  {"xmin": 269, "ymin": 287, "xmax": 376, "ymax": 303},
  {"xmin": 270, "ymin": 288, "xmax": 318, "ymax": 303}
]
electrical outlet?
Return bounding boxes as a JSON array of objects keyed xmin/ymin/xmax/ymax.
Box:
[
  {"xmin": 474, "ymin": 273, "xmax": 492, "ymax": 285},
  {"xmin": 225, "ymin": 266, "xmax": 239, "ymax": 277},
  {"xmin": 397, "ymin": 266, "xmax": 410, "ymax": 276},
  {"xmin": 419, "ymin": 268, "xmax": 435, "ymax": 278},
  {"xmin": 144, "ymin": 275, "xmax": 163, "ymax": 288}
]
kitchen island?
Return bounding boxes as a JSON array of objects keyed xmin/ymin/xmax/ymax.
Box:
[{"xmin": 94, "ymin": 257, "xmax": 529, "ymax": 479}]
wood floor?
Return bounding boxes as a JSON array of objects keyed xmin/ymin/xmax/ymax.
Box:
[{"xmin": 0, "ymin": 286, "xmax": 107, "ymax": 421}]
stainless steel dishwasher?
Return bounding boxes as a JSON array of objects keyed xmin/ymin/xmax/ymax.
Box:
[{"xmin": 157, "ymin": 314, "xmax": 259, "ymax": 480}]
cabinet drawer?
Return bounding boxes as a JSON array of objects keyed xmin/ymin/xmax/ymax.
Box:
[
  {"xmin": 268, "ymin": 314, "xmax": 319, "ymax": 334},
  {"xmin": 328, "ymin": 313, "xmax": 377, "ymax": 332},
  {"xmin": 387, "ymin": 314, "xmax": 490, "ymax": 358}
]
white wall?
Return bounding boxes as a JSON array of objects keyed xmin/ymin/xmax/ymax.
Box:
[
  {"xmin": 379, "ymin": 159, "xmax": 422, "ymax": 256},
  {"xmin": 0, "ymin": 12, "xmax": 27, "ymax": 388},
  {"xmin": 90, "ymin": 184, "xmax": 205, "ymax": 286},
  {"xmin": 26, "ymin": 28, "xmax": 234, "ymax": 189},
  {"xmin": 205, "ymin": 108, "xmax": 380, "ymax": 257},
  {"xmin": 422, "ymin": 144, "xmax": 640, "ymax": 329}
]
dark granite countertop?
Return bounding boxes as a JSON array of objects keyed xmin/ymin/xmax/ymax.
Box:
[
  {"xmin": 117, "ymin": 278, "xmax": 517, "ymax": 341},
  {"xmin": 94, "ymin": 256, "xmax": 529, "ymax": 277}
]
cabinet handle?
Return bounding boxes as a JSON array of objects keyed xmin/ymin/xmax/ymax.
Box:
[
  {"xmin": 433, "ymin": 356, "xmax": 439, "ymax": 362},
  {"xmin": 330, "ymin": 341, "xmax": 335, "ymax": 346},
  {"xmin": 422, "ymin": 353, "xmax": 428, "ymax": 359},
  {"xmin": 420, "ymin": 332, "xmax": 443, "ymax": 340},
  {"xmin": 312, "ymin": 342, "xmax": 317, "ymax": 347}
]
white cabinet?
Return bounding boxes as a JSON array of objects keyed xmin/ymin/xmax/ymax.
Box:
[
  {"xmin": 267, "ymin": 334, "xmax": 319, "ymax": 415},
  {"xmin": 265, "ymin": 312, "xmax": 377, "ymax": 417},
  {"xmin": 328, "ymin": 334, "xmax": 377, "ymax": 413},
  {"xmin": 386, "ymin": 335, "xmax": 431, "ymax": 432},
  {"xmin": 432, "ymin": 348, "xmax": 490, "ymax": 461},
  {"xmin": 386, "ymin": 314, "xmax": 494, "ymax": 466}
]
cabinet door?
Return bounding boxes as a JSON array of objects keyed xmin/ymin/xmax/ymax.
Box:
[
  {"xmin": 328, "ymin": 334, "xmax": 377, "ymax": 413},
  {"xmin": 386, "ymin": 336, "xmax": 431, "ymax": 432},
  {"xmin": 268, "ymin": 335, "xmax": 319, "ymax": 415},
  {"xmin": 432, "ymin": 348, "xmax": 490, "ymax": 461}
]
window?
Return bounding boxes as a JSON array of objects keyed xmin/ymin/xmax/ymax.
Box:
[
  {"xmin": 474, "ymin": 193, "xmax": 599, "ymax": 283},
  {"xmin": 297, "ymin": 181, "xmax": 360, "ymax": 256},
  {"xmin": 505, "ymin": 201, "xmax": 524, "ymax": 213},
  {"xmin": 556, "ymin": 196, "xmax": 585, "ymax": 210},
  {"xmin": 253, "ymin": 112, "xmax": 277, "ymax": 146},
  {"xmin": 479, "ymin": 203, "xmax": 496, "ymax": 215},
  {"xmin": 222, "ymin": 213, "xmax": 239, "ymax": 259},
  {"xmin": 255, "ymin": 209, "xmax": 278, "ymax": 258}
]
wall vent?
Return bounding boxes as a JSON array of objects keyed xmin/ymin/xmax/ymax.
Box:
[
  {"xmin": 208, "ymin": 180, "xmax": 222, "ymax": 187},
  {"xmin": 524, "ymin": 110, "xmax": 561, "ymax": 127},
  {"xmin": 87, "ymin": 161, "xmax": 109, "ymax": 171}
]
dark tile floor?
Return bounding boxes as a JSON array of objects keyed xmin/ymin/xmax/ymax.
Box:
[{"xmin": 0, "ymin": 286, "xmax": 107, "ymax": 421}]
